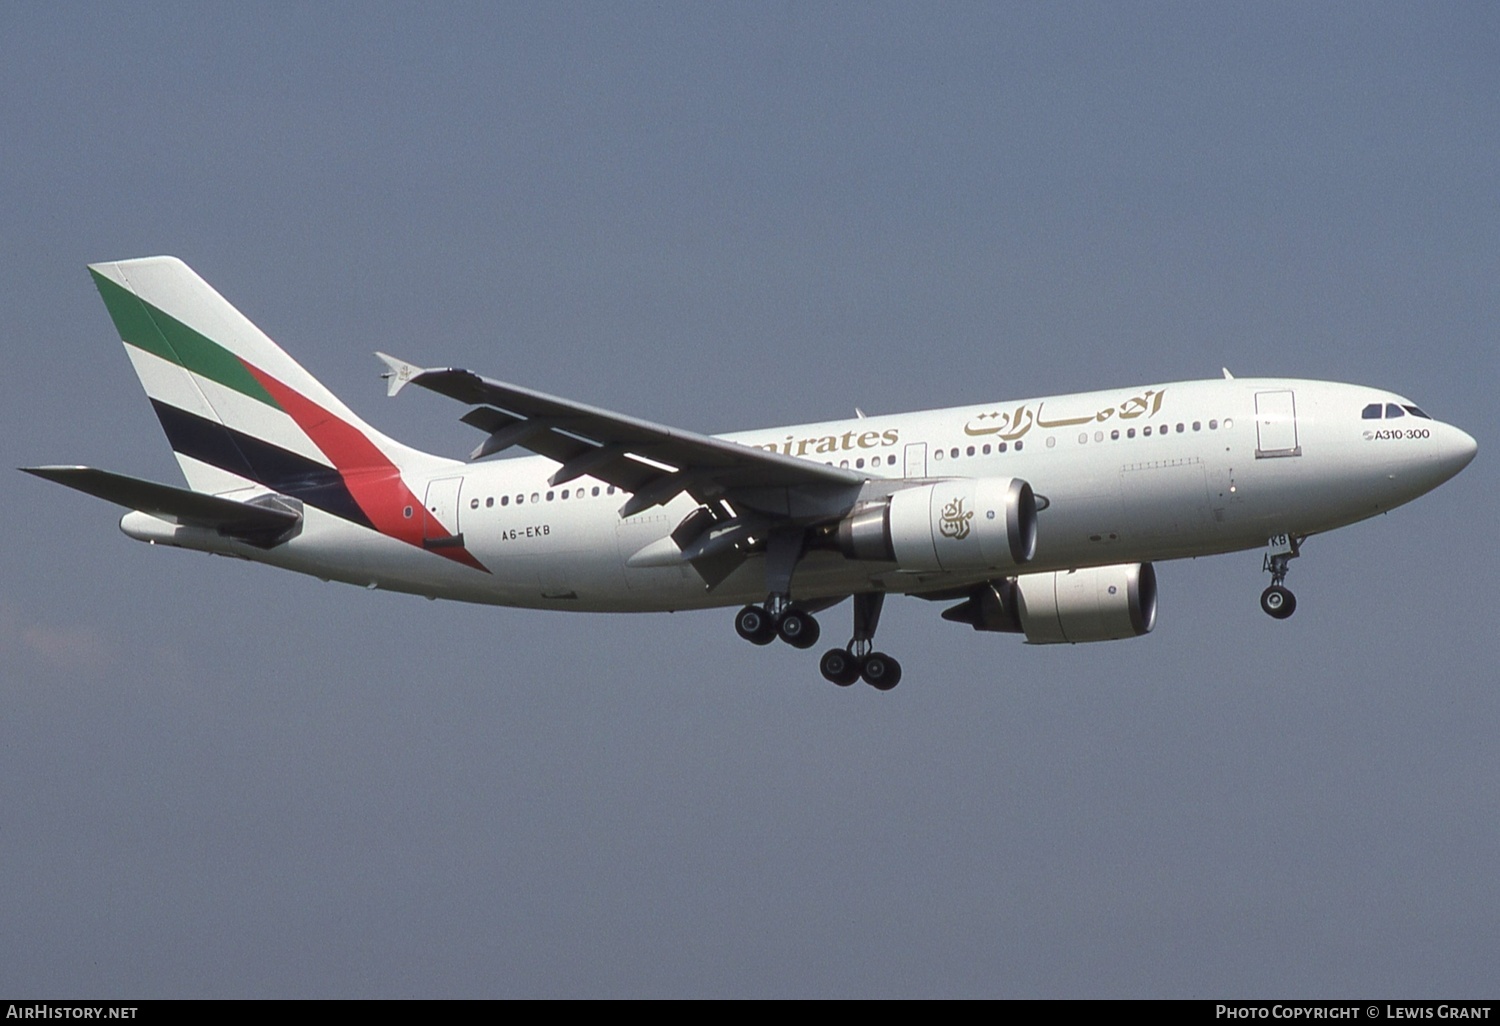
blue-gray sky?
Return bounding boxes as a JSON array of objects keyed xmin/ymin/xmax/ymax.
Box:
[{"xmin": 3, "ymin": 3, "xmax": 1496, "ymax": 997}]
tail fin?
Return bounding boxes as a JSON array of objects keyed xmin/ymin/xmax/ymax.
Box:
[{"xmin": 89, "ymin": 256, "xmax": 436, "ymax": 501}]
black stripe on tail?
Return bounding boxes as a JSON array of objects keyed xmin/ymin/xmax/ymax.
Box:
[{"xmin": 150, "ymin": 400, "xmax": 375, "ymax": 530}]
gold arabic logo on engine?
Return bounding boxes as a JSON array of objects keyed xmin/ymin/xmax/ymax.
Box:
[{"xmin": 938, "ymin": 496, "xmax": 973, "ymax": 540}]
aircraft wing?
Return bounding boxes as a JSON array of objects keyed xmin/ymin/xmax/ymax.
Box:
[{"xmin": 377, "ymin": 354, "xmax": 866, "ymax": 518}]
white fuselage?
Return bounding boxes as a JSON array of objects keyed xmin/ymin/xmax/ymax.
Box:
[{"xmin": 127, "ymin": 377, "xmax": 1477, "ymax": 613}]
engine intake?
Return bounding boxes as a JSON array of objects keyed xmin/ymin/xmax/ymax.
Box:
[{"xmin": 838, "ymin": 477, "xmax": 1037, "ymax": 573}]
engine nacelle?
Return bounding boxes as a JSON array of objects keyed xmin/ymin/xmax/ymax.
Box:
[
  {"xmin": 837, "ymin": 477, "xmax": 1037, "ymax": 573},
  {"xmin": 943, "ymin": 563, "xmax": 1157, "ymax": 644}
]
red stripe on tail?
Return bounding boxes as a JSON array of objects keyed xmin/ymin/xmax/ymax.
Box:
[{"xmin": 244, "ymin": 363, "xmax": 488, "ymax": 573}]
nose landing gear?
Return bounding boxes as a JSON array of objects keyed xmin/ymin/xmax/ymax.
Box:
[
  {"xmin": 1260, "ymin": 584, "xmax": 1296, "ymax": 618},
  {"xmin": 1259, "ymin": 534, "xmax": 1303, "ymax": 620}
]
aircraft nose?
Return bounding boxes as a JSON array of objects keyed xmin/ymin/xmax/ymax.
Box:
[
  {"xmin": 1381, "ymin": 421, "xmax": 1476, "ymax": 500},
  {"xmin": 1442, "ymin": 424, "xmax": 1478, "ymax": 477}
]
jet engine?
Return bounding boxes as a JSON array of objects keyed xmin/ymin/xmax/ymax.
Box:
[
  {"xmin": 942, "ymin": 562, "xmax": 1157, "ymax": 644},
  {"xmin": 836, "ymin": 477, "xmax": 1037, "ymax": 573}
]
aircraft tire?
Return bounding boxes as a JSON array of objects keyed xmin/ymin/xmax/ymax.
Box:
[
  {"xmin": 819, "ymin": 649, "xmax": 861, "ymax": 686},
  {"xmin": 735, "ymin": 605, "xmax": 778, "ymax": 645},
  {"xmin": 861, "ymin": 652, "xmax": 902, "ymax": 690},
  {"xmin": 778, "ymin": 609, "xmax": 821, "ymax": 649},
  {"xmin": 1260, "ymin": 585, "xmax": 1296, "ymax": 620}
]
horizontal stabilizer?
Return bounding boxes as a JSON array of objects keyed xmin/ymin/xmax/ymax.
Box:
[{"xmin": 21, "ymin": 466, "xmax": 301, "ymax": 543}]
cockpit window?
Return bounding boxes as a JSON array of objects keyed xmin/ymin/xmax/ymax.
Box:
[
  {"xmin": 1384, "ymin": 403, "xmax": 1405, "ymax": 418},
  {"xmin": 1402, "ymin": 405, "xmax": 1431, "ymax": 419},
  {"xmin": 1361, "ymin": 403, "xmax": 1382, "ymax": 420}
]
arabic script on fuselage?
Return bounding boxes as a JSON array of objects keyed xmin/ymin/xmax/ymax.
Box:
[{"xmin": 962, "ymin": 388, "xmax": 1167, "ymax": 441}]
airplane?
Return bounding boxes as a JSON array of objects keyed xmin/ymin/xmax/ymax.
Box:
[{"xmin": 24, "ymin": 256, "xmax": 1478, "ymax": 690}]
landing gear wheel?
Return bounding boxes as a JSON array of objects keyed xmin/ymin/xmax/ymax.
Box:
[
  {"xmin": 778, "ymin": 609, "xmax": 821, "ymax": 649},
  {"xmin": 819, "ymin": 648, "xmax": 861, "ymax": 687},
  {"xmin": 734, "ymin": 605, "xmax": 778, "ymax": 645},
  {"xmin": 1260, "ymin": 585, "xmax": 1296, "ymax": 620},
  {"xmin": 860, "ymin": 652, "xmax": 902, "ymax": 691}
]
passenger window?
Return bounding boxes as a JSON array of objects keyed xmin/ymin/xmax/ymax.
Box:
[
  {"xmin": 1127, "ymin": 428, "xmax": 1136, "ymax": 438},
  {"xmin": 470, "ymin": 498, "xmax": 479, "ymax": 510},
  {"xmin": 1143, "ymin": 426, "xmax": 1152, "ymax": 436},
  {"xmin": 966, "ymin": 446, "xmax": 975, "ymax": 457},
  {"xmin": 1176, "ymin": 423, "xmax": 1185, "ymax": 433},
  {"xmin": 1192, "ymin": 421, "xmax": 1201, "ymax": 431},
  {"xmin": 950, "ymin": 447, "xmax": 959, "ymax": 459},
  {"xmin": 1362, "ymin": 404, "xmax": 1383, "ymax": 419},
  {"xmin": 1385, "ymin": 404, "xmax": 1405, "ymax": 418},
  {"xmin": 531, "ymin": 493, "xmax": 540, "ymax": 503},
  {"xmin": 501, "ymin": 496, "xmax": 509, "ymax": 506},
  {"xmin": 592, "ymin": 486, "xmax": 600, "ymax": 496},
  {"xmin": 998, "ymin": 442, "xmax": 1008, "ymax": 453},
  {"xmin": 1015, "ymin": 440, "xmax": 1024, "ymax": 451},
  {"xmin": 982, "ymin": 444, "xmax": 991, "ymax": 455},
  {"xmin": 1111, "ymin": 430, "xmax": 1119, "ymax": 441},
  {"xmin": 516, "ymin": 495, "xmax": 524, "ymax": 505},
  {"xmin": 1209, "ymin": 420, "xmax": 1218, "ymax": 430}
]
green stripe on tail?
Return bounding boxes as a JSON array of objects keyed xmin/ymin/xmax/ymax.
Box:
[{"xmin": 90, "ymin": 269, "xmax": 280, "ymax": 409}]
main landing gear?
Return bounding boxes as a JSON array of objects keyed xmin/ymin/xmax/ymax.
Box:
[
  {"xmin": 736, "ymin": 529, "xmax": 902, "ymax": 690},
  {"xmin": 732, "ymin": 592, "xmax": 902, "ymax": 691},
  {"xmin": 1259, "ymin": 534, "xmax": 1303, "ymax": 620},
  {"xmin": 733, "ymin": 530, "xmax": 823, "ymax": 651},
  {"xmin": 734, "ymin": 600, "xmax": 821, "ymax": 650},
  {"xmin": 818, "ymin": 647, "xmax": 901, "ymax": 690},
  {"xmin": 820, "ymin": 592, "xmax": 901, "ymax": 691}
]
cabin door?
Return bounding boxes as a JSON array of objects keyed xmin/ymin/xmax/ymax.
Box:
[
  {"xmin": 1254, "ymin": 390, "xmax": 1302, "ymax": 458},
  {"xmin": 904, "ymin": 442, "xmax": 928, "ymax": 479},
  {"xmin": 422, "ymin": 476, "xmax": 465, "ymax": 547}
]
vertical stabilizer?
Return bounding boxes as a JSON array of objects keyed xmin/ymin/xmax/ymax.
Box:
[
  {"xmin": 84, "ymin": 257, "xmax": 483, "ymax": 572},
  {"xmin": 89, "ymin": 256, "xmax": 439, "ymax": 496}
]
